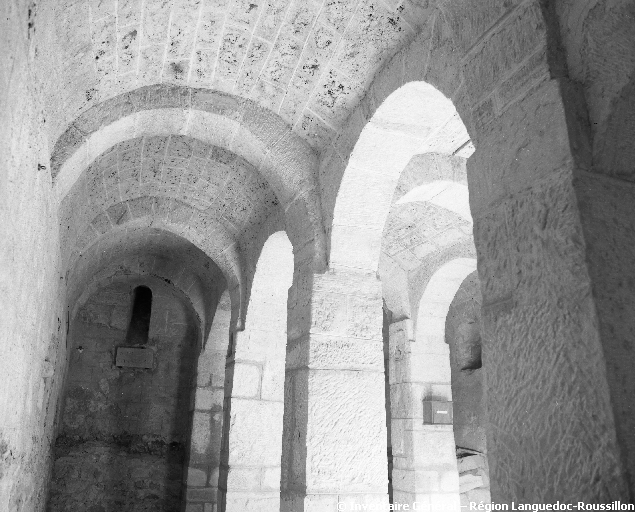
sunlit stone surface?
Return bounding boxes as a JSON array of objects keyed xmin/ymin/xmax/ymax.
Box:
[{"xmin": 2, "ymin": 1, "xmax": 635, "ymax": 511}]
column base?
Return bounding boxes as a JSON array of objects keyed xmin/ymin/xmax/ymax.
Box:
[
  {"xmin": 223, "ymin": 491, "xmax": 279, "ymax": 512},
  {"xmin": 392, "ymin": 490, "xmax": 460, "ymax": 512},
  {"xmin": 281, "ymin": 492, "xmax": 390, "ymax": 512}
]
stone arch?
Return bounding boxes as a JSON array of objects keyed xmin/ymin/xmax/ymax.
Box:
[
  {"xmin": 50, "ymin": 86, "xmax": 327, "ymax": 269},
  {"xmin": 320, "ymin": 1, "xmax": 552, "ymax": 265},
  {"xmin": 66, "ymin": 220, "xmax": 241, "ymax": 339},
  {"xmin": 389, "ymin": 258, "xmax": 477, "ymax": 510},
  {"xmin": 53, "ymin": 274, "xmax": 203, "ymax": 511},
  {"xmin": 379, "ymin": 152, "xmax": 474, "ymax": 321},
  {"xmin": 416, "ymin": 259, "xmax": 477, "ymax": 349},
  {"xmin": 64, "ymin": 233, "xmax": 236, "ymax": 505},
  {"xmin": 294, "ymin": 4, "xmax": 562, "ymax": 507},
  {"xmin": 69, "ymin": 252, "xmax": 221, "ymax": 344},
  {"xmin": 220, "ymin": 231, "xmax": 294, "ymax": 511},
  {"xmin": 66, "ymin": 207, "xmax": 244, "ymax": 326},
  {"xmin": 329, "ymin": 81, "xmax": 471, "ymax": 272},
  {"xmin": 185, "ymin": 289, "xmax": 233, "ymax": 510},
  {"xmin": 58, "ymin": 131, "xmax": 293, "ymax": 329},
  {"xmin": 396, "ymin": 180, "xmax": 471, "ymax": 222},
  {"xmin": 64, "ymin": 257, "xmax": 234, "ymax": 512}
]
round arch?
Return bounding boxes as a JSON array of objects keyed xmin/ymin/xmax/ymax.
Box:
[
  {"xmin": 330, "ymin": 81, "xmax": 472, "ymax": 272},
  {"xmin": 416, "ymin": 258, "xmax": 477, "ymax": 350},
  {"xmin": 69, "ymin": 252, "xmax": 223, "ymax": 343},
  {"xmin": 389, "ymin": 257, "xmax": 477, "ymax": 509},
  {"xmin": 65, "ymin": 219, "xmax": 241, "ymax": 330},
  {"xmin": 50, "ymin": 86, "xmax": 327, "ymax": 269},
  {"xmin": 378, "ymin": 151, "xmax": 474, "ymax": 321}
]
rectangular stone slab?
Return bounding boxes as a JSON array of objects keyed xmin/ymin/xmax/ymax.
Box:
[
  {"xmin": 422, "ymin": 400, "xmax": 453, "ymax": 425},
  {"xmin": 115, "ymin": 347, "xmax": 154, "ymax": 368}
]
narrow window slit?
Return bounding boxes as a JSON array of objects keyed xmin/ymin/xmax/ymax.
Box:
[{"xmin": 126, "ymin": 286, "xmax": 152, "ymax": 345}]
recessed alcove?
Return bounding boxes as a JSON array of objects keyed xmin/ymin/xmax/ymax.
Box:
[{"xmin": 48, "ymin": 278, "xmax": 200, "ymax": 512}]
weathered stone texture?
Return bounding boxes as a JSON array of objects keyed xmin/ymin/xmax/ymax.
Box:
[
  {"xmin": 59, "ymin": 135, "xmax": 279, "ymax": 262},
  {"xmin": 282, "ymin": 269, "xmax": 389, "ymax": 508},
  {"xmin": 48, "ymin": 442, "xmax": 185, "ymax": 512},
  {"xmin": 0, "ymin": 0, "xmax": 68, "ymax": 509},
  {"xmin": 475, "ymin": 166, "xmax": 628, "ymax": 502},
  {"xmin": 573, "ymin": 171, "xmax": 635, "ymax": 497},
  {"xmin": 49, "ymin": 278, "xmax": 201, "ymax": 511},
  {"xmin": 44, "ymin": 0, "xmax": 433, "ymax": 158},
  {"xmin": 49, "ymin": 85, "xmax": 328, "ymax": 271},
  {"xmin": 221, "ymin": 232, "xmax": 292, "ymax": 510},
  {"xmin": 556, "ymin": 0, "xmax": 635, "ymax": 178},
  {"xmin": 4, "ymin": 0, "xmax": 635, "ymax": 510}
]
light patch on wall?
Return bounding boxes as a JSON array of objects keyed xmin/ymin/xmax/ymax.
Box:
[
  {"xmin": 396, "ymin": 180, "xmax": 472, "ymax": 224},
  {"xmin": 331, "ymin": 81, "xmax": 473, "ymax": 272}
]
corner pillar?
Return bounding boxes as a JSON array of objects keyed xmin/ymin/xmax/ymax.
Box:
[
  {"xmin": 469, "ymin": 78, "xmax": 630, "ymax": 502},
  {"xmin": 185, "ymin": 293, "xmax": 232, "ymax": 511}
]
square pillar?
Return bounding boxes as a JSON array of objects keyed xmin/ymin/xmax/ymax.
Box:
[
  {"xmin": 185, "ymin": 292, "xmax": 231, "ymax": 512},
  {"xmin": 281, "ymin": 268, "xmax": 389, "ymax": 511},
  {"xmin": 388, "ymin": 319, "xmax": 461, "ymax": 512}
]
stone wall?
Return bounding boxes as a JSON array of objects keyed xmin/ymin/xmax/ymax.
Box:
[
  {"xmin": 0, "ymin": 0, "xmax": 67, "ymax": 509},
  {"xmin": 555, "ymin": 1, "xmax": 635, "ymax": 493},
  {"xmin": 317, "ymin": 0, "xmax": 634, "ymax": 504},
  {"xmin": 185, "ymin": 291, "xmax": 231, "ymax": 511},
  {"xmin": 446, "ymin": 272, "xmax": 486, "ymax": 454},
  {"xmin": 445, "ymin": 272, "xmax": 490, "ymax": 507},
  {"xmin": 48, "ymin": 278, "xmax": 200, "ymax": 511},
  {"xmin": 220, "ymin": 232, "xmax": 293, "ymax": 512},
  {"xmin": 48, "ymin": 442, "xmax": 184, "ymax": 512},
  {"xmin": 3, "ymin": 1, "xmax": 635, "ymax": 510}
]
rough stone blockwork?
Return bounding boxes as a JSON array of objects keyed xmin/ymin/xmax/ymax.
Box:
[
  {"xmin": 50, "ymin": 443, "xmax": 184, "ymax": 512},
  {"xmin": 50, "ymin": 83, "xmax": 328, "ymax": 279},
  {"xmin": 4, "ymin": 0, "xmax": 635, "ymax": 510},
  {"xmin": 282, "ymin": 267, "xmax": 389, "ymax": 510},
  {"xmin": 445, "ymin": 273, "xmax": 490, "ymax": 507},
  {"xmin": 0, "ymin": 0, "xmax": 68, "ymax": 509},
  {"xmin": 181, "ymin": 291, "xmax": 232, "ymax": 512},
  {"xmin": 48, "ymin": 279, "xmax": 199, "ymax": 511},
  {"xmin": 317, "ymin": 0, "xmax": 635, "ymax": 505},
  {"xmin": 220, "ymin": 232, "xmax": 293, "ymax": 512},
  {"xmin": 556, "ymin": 0, "xmax": 635, "ymax": 493},
  {"xmin": 43, "ymin": 0, "xmax": 432, "ymax": 155}
]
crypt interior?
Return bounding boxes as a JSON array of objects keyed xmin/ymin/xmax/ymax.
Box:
[{"xmin": 1, "ymin": 0, "xmax": 635, "ymax": 510}]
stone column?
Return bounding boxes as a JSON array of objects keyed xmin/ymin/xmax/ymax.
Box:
[
  {"xmin": 389, "ymin": 319, "xmax": 460, "ymax": 512},
  {"xmin": 219, "ymin": 323, "xmax": 286, "ymax": 511},
  {"xmin": 219, "ymin": 257, "xmax": 290, "ymax": 510},
  {"xmin": 185, "ymin": 292, "xmax": 232, "ymax": 511},
  {"xmin": 281, "ymin": 268, "xmax": 389, "ymax": 511},
  {"xmin": 469, "ymin": 78, "xmax": 630, "ymax": 502}
]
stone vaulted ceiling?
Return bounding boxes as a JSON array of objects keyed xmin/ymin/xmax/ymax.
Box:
[
  {"xmin": 47, "ymin": 0, "xmax": 431, "ymax": 152},
  {"xmin": 59, "ymin": 134, "xmax": 283, "ymax": 322},
  {"xmin": 59, "ymin": 134, "xmax": 279, "ymax": 258}
]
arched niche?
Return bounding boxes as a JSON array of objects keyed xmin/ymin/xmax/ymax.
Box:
[
  {"xmin": 329, "ymin": 81, "xmax": 472, "ymax": 273},
  {"xmin": 49, "ymin": 276, "xmax": 202, "ymax": 511}
]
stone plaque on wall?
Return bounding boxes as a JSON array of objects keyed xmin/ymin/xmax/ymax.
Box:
[
  {"xmin": 115, "ymin": 347, "xmax": 154, "ymax": 369},
  {"xmin": 422, "ymin": 400, "xmax": 453, "ymax": 425}
]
